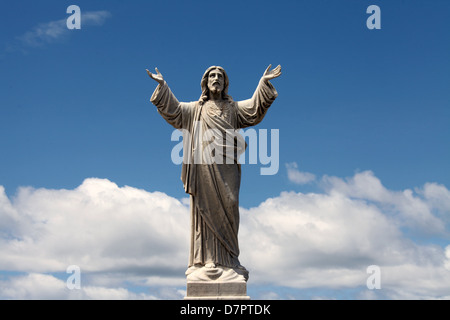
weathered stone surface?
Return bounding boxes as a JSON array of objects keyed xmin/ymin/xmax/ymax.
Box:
[
  {"xmin": 185, "ymin": 265, "xmax": 248, "ymax": 282},
  {"xmin": 185, "ymin": 281, "xmax": 250, "ymax": 300},
  {"xmin": 147, "ymin": 65, "xmax": 281, "ymax": 300}
]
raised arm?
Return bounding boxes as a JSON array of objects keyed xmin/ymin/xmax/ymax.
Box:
[
  {"xmin": 236, "ymin": 64, "xmax": 281, "ymax": 128},
  {"xmin": 147, "ymin": 67, "xmax": 193, "ymax": 130}
]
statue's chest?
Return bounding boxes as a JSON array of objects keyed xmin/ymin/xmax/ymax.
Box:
[{"xmin": 205, "ymin": 101, "xmax": 234, "ymax": 124}]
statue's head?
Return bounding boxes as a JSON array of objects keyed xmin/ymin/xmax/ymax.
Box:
[{"xmin": 199, "ymin": 66, "xmax": 232, "ymax": 105}]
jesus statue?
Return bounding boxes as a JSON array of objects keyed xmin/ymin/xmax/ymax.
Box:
[{"xmin": 146, "ymin": 64, "xmax": 281, "ymax": 282}]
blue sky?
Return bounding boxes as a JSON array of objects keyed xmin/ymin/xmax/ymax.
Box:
[{"xmin": 0, "ymin": 0, "xmax": 449, "ymax": 300}]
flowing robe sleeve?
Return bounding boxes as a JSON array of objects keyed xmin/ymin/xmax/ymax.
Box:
[
  {"xmin": 150, "ymin": 81, "xmax": 199, "ymax": 195},
  {"xmin": 236, "ymin": 79, "xmax": 278, "ymax": 128},
  {"xmin": 150, "ymin": 81, "xmax": 195, "ymax": 130}
]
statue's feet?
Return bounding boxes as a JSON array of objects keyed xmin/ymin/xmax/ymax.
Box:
[
  {"xmin": 205, "ymin": 262, "xmax": 216, "ymax": 268},
  {"xmin": 185, "ymin": 264, "xmax": 202, "ymax": 276}
]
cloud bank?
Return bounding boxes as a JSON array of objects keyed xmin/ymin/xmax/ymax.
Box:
[{"xmin": 0, "ymin": 169, "xmax": 449, "ymax": 299}]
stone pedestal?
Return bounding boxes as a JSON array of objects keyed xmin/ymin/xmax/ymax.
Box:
[
  {"xmin": 184, "ymin": 265, "xmax": 250, "ymax": 300},
  {"xmin": 185, "ymin": 281, "xmax": 250, "ymax": 300}
]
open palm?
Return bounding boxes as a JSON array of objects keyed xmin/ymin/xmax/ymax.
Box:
[
  {"xmin": 146, "ymin": 67, "xmax": 164, "ymax": 85},
  {"xmin": 262, "ymin": 64, "xmax": 282, "ymax": 81}
]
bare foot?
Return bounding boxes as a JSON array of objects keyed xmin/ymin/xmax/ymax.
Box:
[{"xmin": 205, "ymin": 263, "xmax": 216, "ymax": 268}]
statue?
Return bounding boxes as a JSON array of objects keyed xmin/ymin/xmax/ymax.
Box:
[{"xmin": 146, "ymin": 65, "xmax": 281, "ymax": 292}]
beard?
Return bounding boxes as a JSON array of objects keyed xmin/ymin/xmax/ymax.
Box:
[{"xmin": 208, "ymin": 84, "xmax": 223, "ymax": 95}]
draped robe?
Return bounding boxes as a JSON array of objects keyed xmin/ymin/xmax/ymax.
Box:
[{"xmin": 150, "ymin": 79, "xmax": 278, "ymax": 268}]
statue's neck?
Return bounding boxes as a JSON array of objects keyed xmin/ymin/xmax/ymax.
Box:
[{"xmin": 208, "ymin": 91, "xmax": 222, "ymax": 101}]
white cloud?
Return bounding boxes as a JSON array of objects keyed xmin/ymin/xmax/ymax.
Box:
[
  {"xmin": 5, "ymin": 10, "xmax": 111, "ymax": 53},
  {"xmin": 321, "ymin": 171, "xmax": 446, "ymax": 235},
  {"xmin": 239, "ymin": 170, "xmax": 450, "ymax": 298},
  {"xmin": 0, "ymin": 178, "xmax": 190, "ymax": 275},
  {"xmin": 445, "ymin": 245, "xmax": 450, "ymax": 271},
  {"xmin": 286, "ymin": 162, "xmax": 316, "ymax": 184},
  {"xmin": 0, "ymin": 273, "xmax": 67, "ymax": 300},
  {"xmin": 0, "ymin": 273, "xmax": 158, "ymax": 300},
  {"xmin": 421, "ymin": 182, "xmax": 450, "ymax": 221},
  {"xmin": 0, "ymin": 171, "xmax": 449, "ymax": 299},
  {"xmin": 239, "ymin": 190, "xmax": 405, "ymax": 287},
  {"xmin": 82, "ymin": 11, "xmax": 112, "ymax": 26},
  {"xmin": 82, "ymin": 285, "xmax": 156, "ymax": 300}
]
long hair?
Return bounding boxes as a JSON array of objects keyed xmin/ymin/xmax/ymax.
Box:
[{"xmin": 198, "ymin": 66, "xmax": 233, "ymax": 105}]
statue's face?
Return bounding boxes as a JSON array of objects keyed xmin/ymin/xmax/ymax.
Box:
[{"xmin": 207, "ymin": 69, "xmax": 224, "ymax": 94}]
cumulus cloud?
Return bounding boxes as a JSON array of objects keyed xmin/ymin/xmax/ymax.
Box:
[
  {"xmin": 5, "ymin": 10, "xmax": 111, "ymax": 53},
  {"xmin": 421, "ymin": 182, "xmax": 450, "ymax": 221},
  {"xmin": 238, "ymin": 170, "xmax": 450, "ymax": 298},
  {"xmin": 239, "ymin": 188, "xmax": 450, "ymax": 298},
  {"xmin": 321, "ymin": 171, "xmax": 447, "ymax": 235},
  {"xmin": 0, "ymin": 273, "xmax": 158, "ymax": 300},
  {"xmin": 0, "ymin": 171, "xmax": 449, "ymax": 299},
  {"xmin": 286, "ymin": 162, "xmax": 316, "ymax": 184},
  {"xmin": 0, "ymin": 179, "xmax": 190, "ymax": 286}
]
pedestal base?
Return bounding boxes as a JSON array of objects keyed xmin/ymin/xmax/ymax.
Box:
[
  {"xmin": 184, "ymin": 266, "xmax": 250, "ymax": 300},
  {"xmin": 185, "ymin": 281, "xmax": 250, "ymax": 300}
]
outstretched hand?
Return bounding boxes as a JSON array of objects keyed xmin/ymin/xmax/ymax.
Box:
[
  {"xmin": 262, "ymin": 64, "xmax": 282, "ymax": 82},
  {"xmin": 146, "ymin": 67, "xmax": 165, "ymax": 85}
]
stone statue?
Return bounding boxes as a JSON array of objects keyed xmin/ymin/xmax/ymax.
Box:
[{"xmin": 146, "ymin": 65, "xmax": 281, "ymax": 296}]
